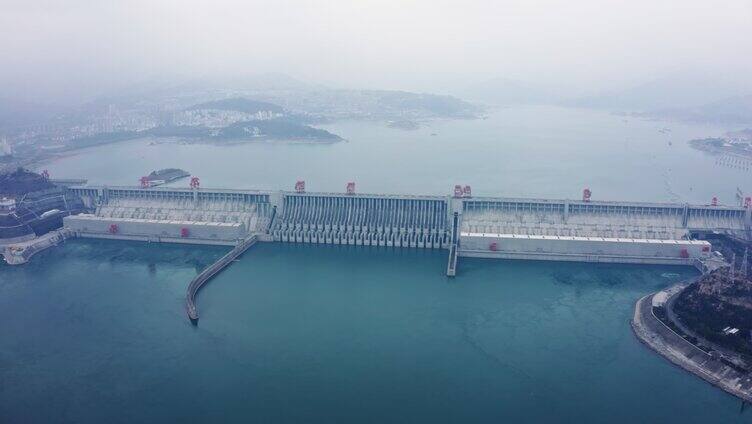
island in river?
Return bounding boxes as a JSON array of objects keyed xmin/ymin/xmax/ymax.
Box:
[
  {"xmin": 70, "ymin": 117, "xmax": 342, "ymax": 149},
  {"xmin": 387, "ymin": 120, "xmax": 420, "ymax": 130},
  {"xmin": 2, "ymin": 84, "xmax": 484, "ymax": 172}
]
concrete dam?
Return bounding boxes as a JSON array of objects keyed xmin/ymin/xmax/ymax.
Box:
[
  {"xmin": 63, "ymin": 184, "xmax": 750, "ymax": 265},
  {"xmin": 66, "ymin": 185, "xmax": 273, "ymax": 245},
  {"xmin": 58, "ymin": 183, "xmax": 749, "ymax": 320}
]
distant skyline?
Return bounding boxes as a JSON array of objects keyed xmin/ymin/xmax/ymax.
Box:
[{"xmin": 2, "ymin": 0, "xmax": 751, "ymax": 104}]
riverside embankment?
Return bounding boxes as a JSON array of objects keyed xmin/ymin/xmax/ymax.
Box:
[{"xmin": 632, "ymin": 288, "xmax": 752, "ymax": 403}]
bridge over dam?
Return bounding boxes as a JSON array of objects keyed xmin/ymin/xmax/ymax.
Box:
[{"xmin": 59, "ymin": 184, "xmax": 751, "ymax": 319}]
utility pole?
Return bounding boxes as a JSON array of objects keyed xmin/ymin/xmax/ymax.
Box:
[
  {"xmin": 742, "ymin": 248, "xmax": 748, "ymax": 279},
  {"xmin": 729, "ymin": 252, "xmax": 736, "ymax": 282}
]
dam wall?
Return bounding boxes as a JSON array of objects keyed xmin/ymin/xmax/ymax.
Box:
[
  {"xmin": 60, "ymin": 184, "xmax": 752, "ymax": 271},
  {"xmin": 457, "ymin": 198, "xmax": 742, "ymax": 267},
  {"xmin": 64, "ymin": 214, "xmax": 246, "ymax": 244},
  {"xmin": 66, "ymin": 186, "xmax": 271, "ymax": 244},
  {"xmin": 460, "ymin": 198, "xmax": 749, "ymax": 240},
  {"xmin": 460, "ymin": 232, "xmax": 711, "ymax": 265}
]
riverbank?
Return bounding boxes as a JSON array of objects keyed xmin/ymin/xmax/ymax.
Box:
[
  {"xmin": 1, "ymin": 228, "xmax": 74, "ymax": 265},
  {"xmin": 631, "ymin": 286, "xmax": 752, "ymax": 403}
]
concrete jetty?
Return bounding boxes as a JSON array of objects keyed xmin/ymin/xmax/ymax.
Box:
[{"xmin": 185, "ymin": 235, "xmax": 257, "ymax": 323}]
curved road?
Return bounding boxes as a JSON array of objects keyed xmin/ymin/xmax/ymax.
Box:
[{"xmin": 632, "ymin": 290, "xmax": 752, "ymax": 403}]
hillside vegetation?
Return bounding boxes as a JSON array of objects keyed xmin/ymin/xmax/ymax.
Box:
[
  {"xmin": 674, "ymin": 269, "xmax": 752, "ymax": 359},
  {"xmin": 0, "ymin": 168, "xmax": 54, "ymax": 198}
]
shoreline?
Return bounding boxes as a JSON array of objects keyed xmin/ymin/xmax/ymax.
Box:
[
  {"xmin": 12, "ymin": 134, "xmax": 344, "ymax": 173},
  {"xmin": 631, "ymin": 286, "xmax": 752, "ymax": 403},
  {"xmin": 1, "ymin": 228, "xmax": 74, "ymax": 265},
  {"xmin": 689, "ymin": 138, "xmax": 752, "ymax": 161}
]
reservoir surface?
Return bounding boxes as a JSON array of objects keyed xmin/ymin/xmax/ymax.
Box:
[
  {"xmin": 42, "ymin": 105, "xmax": 746, "ymax": 203},
  {"xmin": 3, "ymin": 105, "xmax": 751, "ymax": 422},
  {"xmin": 0, "ymin": 241, "xmax": 746, "ymax": 423}
]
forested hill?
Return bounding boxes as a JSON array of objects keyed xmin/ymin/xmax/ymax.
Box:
[
  {"xmin": 0, "ymin": 168, "xmax": 54, "ymax": 197},
  {"xmin": 186, "ymin": 98, "xmax": 285, "ymax": 114}
]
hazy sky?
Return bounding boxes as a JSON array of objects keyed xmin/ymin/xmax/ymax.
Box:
[{"xmin": 2, "ymin": 0, "xmax": 751, "ymax": 103}]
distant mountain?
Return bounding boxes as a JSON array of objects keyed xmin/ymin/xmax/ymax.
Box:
[
  {"xmin": 0, "ymin": 98, "xmax": 64, "ymax": 130},
  {"xmin": 85, "ymin": 73, "xmax": 319, "ymax": 109},
  {"xmin": 90, "ymin": 76, "xmax": 482, "ymax": 121},
  {"xmin": 645, "ymin": 95, "xmax": 752, "ymax": 125},
  {"xmin": 569, "ymin": 73, "xmax": 751, "ymax": 112},
  {"xmin": 249, "ymin": 89, "xmax": 482, "ymax": 121},
  {"xmin": 162, "ymin": 73, "xmax": 321, "ymax": 97},
  {"xmin": 371, "ymin": 90, "xmax": 481, "ymax": 118},
  {"xmin": 211, "ymin": 72, "xmax": 321, "ymax": 91},
  {"xmin": 186, "ymin": 98, "xmax": 285, "ymax": 114},
  {"xmin": 460, "ymin": 77, "xmax": 567, "ymax": 106}
]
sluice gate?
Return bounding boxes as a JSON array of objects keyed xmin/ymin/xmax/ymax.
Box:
[{"xmin": 271, "ymin": 193, "xmax": 450, "ymax": 248}]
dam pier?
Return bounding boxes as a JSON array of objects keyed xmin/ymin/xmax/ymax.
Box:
[{"xmin": 6, "ymin": 181, "xmax": 748, "ymax": 320}]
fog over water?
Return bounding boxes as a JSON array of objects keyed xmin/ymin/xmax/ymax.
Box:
[{"xmin": 2, "ymin": 0, "xmax": 751, "ymax": 103}]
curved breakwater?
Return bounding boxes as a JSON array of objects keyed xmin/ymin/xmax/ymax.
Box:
[{"xmin": 185, "ymin": 235, "xmax": 257, "ymax": 322}]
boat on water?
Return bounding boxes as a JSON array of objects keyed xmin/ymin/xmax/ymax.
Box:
[{"xmin": 141, "ymin": 168, "xmax": 190, "ymax": 187}]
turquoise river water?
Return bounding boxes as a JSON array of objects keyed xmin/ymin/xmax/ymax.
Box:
[{"xmin": 2, "ymin": 106, "xmax": 751, "ymax": 422}]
